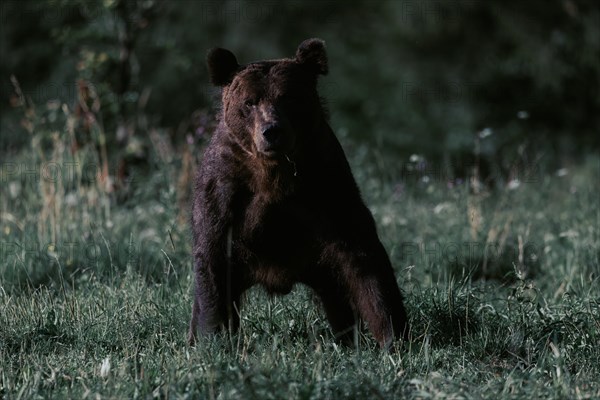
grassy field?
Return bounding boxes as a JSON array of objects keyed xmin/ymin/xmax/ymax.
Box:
[{"xmin": 1, "ymin": 126, "xmax": 599, "ymax": 399}]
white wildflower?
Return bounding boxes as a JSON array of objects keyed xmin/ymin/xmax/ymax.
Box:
[
  {"xmin": 556, "ymin": 168, "xmax": 568, "ymax": 177},
  {"xmin": 100, "ymin": 357, "xmax": 111, "ymax": 378},
  {"xmin": 507, "ymin": 179, "xmax": 520, "ymax": 190},
  {"xmin": 478, "ymin": 127, "xmax": 493, "ymax": 138}
]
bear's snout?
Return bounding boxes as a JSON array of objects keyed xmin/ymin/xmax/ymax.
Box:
[
  {"xmin": 262, "ymin": 124, "xmax": 283, "ymax": 146},
  {"xmin": 255, "ymin": 120, "xmax": 294, "ymax": 157}
]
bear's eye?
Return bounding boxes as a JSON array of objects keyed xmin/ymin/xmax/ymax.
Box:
[{"xmin": 244, "ymin": 99, "xmax": 257, "ymax": 108}]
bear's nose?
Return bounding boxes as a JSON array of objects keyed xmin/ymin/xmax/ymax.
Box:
[{"xmin": 262, "ymin": 124, "xmax": 283, "ymax": 145}]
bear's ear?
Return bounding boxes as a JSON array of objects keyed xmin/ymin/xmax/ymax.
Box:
[
  {"xmin": 207, "ymin": 48, "xmax": 240, "ymax": 86},
  {"xmin": 295, "ymin": 38, "xmax": 328, "ymax": 75}
]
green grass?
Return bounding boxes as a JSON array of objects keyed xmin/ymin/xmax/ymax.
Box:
[{"xmin": 1, "ymin": 130, "xmax": 599, "ymax": 399}]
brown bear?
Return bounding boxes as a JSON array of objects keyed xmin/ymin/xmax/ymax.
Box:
[{"xmin": 189, "ymin": 38, "xmax": 409, "ymax": 349}]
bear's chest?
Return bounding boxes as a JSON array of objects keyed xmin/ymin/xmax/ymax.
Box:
[{"xmin": 235, "ymin": 195, "xmax": 323, "ymax": 266}]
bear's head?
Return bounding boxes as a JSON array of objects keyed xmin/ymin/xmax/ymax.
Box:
[{"xmin": 207, "ymin": 39, "xmax": 328, "ymax": 159}]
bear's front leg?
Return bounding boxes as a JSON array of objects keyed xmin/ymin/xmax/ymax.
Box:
[
  {"xmin": 188, "ymin": 252, "xmax": 242, "ymax": 345},
  {"xmin": 308, "ymin": 274, "xmax": 357, "ymax": 345},
  {"xmin": 189, "ymin": 168, "xmax": 243, "ymax": 345},
  {"xmin": 331, "ymin": 242, "xmax": 410, "ymax": 349}
]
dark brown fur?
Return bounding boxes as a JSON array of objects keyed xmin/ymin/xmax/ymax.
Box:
[{"xmin": 189, "ymin": 39, "xmax": 409, "ymax": 348}]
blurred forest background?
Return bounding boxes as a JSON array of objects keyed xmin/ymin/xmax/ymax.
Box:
[{"xmin": 1, "ymin": 0, "xmax": 599, "ymax": 185}]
